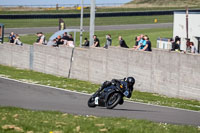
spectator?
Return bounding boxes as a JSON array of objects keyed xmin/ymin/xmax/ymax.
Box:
[
  {"xmin": 190, "ymin": 42, "xmax": 197, "ymax": 53},
  {"xmin": 175, "ymin": 36, "xmax": 180, "ymax": 43},
  {"xmin": 186, "ymin": 39, "xmax": 191, "ymax": 53},
  {"xmin": 36, "ymin": 32, "xmax": 47, "ymax": 45},
  {"xmin": 171, "ymin": 40, "xmax": 180, "ymax": 51},
  {"xmin": 143, "ymin": 35, "xmax": 152, "ymax": 51},
  {"xmin": 55, "ymin": 35, "xmax": 64, "ymax": 47},
  {"xmin": 14, "ymin": 34, "xmax": 23, "ymax": 46},
  {"xmin": 104, "ymin": 34, "xmax": 112, "ymax": 49},
  {"xmin": 135, "ymin": 35, "xmax": 146, "ymax": 50},
  {"xmin": 66, "ymin": 34, "xmax": 75, "ymax": 47},
  {"xmin": 68, "ymin": 34, "xmax": 74, "ymax": 41},
  {"xmin": 9, "ymin": 32, "xmax": 15, "ymax": 43},
  {"xmin": 62, "ymin": 32, "xmax": 69, "ymax": 40},
  {"xmin": 118, "ymin": 36, "xmax": 129, "ymax": 48},
  {"xmin": 92, "ymin": 35, "xmax": 100, "ymax": 47},
  {"xmin": 82, "ymin": 37, "xmax": 90, "ymax": 47},
  {"xmin": 133, "ymin": 36, "xmax": 140, "ymax": 49}
]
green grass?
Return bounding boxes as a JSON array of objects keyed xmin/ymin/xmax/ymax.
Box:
[
  {"xmin": 128, "ymin": 0, "xmax": 200, "ymax": 7},
  {"xmin": 4, "ymin": 28, "xmax": 173, "ymax": 48},
  {"xmin": 0, "ymin": 64, "xmax": 200, "ymax": 111},
  {"xmin": 0, "ymin": 15, "xmax": 173, "ymax": 28},
  {"xmin": 0, "ymin": 107, "xmax": 199, "ymax": 133}
]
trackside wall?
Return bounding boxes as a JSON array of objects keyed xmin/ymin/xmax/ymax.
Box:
[{"xmin": 0, "ymin": 43, "xmax": 200, "ymax": 100}]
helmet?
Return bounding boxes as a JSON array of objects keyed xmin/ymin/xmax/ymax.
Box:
[{"xmin": 126, "ymin": 77, "xmax": 135, "ymax": 87}]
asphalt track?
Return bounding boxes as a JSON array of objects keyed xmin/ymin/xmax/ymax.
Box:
[
  {"xmin": 4, "ymin": 23, "xmax": 172, "ymax": 35},
  {"xmin": 0, "ymin": 77, "xmax": 199, "ymax": 126}
]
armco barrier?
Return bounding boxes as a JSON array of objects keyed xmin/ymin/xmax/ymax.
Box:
[{"xmin": 0, "ymin": 43, "xmax": 200, "ymax": 101}]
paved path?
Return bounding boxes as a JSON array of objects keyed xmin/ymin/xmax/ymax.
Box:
[
  {"xmin": 5, "ymin": 23, "xmax": 172, "ymax": 35},
  {"xmin": 0, "ymin": 77, "xmax": 199, "ymax": 126}
]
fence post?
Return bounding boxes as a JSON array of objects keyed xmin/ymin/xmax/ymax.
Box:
[
  {"xmin": 29, "ymin": 45, "xmax": 34, "ymax": 70},
  {"xmin": 89, "ymin": 0, "xmax": 95, "ymax": 46}
]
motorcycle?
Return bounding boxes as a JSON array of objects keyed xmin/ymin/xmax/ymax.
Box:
[{"xmin": 88, "ymin": 80, "xmax": 130, "ymax": 109}]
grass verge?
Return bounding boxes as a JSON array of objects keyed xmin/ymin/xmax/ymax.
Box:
[
  {"xmin": 128, "ymin": 0, "xmax": 200, "ymax": 7},
  {"xmin": 0, "ymin": 15, "xmax": 173, "ymax": 28},
  {"xmin": 4, "ymin": 28, "xmax": 173, "ymax": 48},
  {"xmin": 0, "ymin": 106, "xmax": 199, "ymax": 133},
  {"xmin": 0, "ymin": 64, "xmax": 200, "ymax": 111}
]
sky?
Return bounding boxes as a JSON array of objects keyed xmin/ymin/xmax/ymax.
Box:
[{"xmin": 0, "ymin": 0, "xmax": 132, "ymax": 6}]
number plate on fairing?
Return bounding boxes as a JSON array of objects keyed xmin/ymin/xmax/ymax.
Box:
[
  {"xmin": 123, "ymin": 91, "xmax": 129, "ymax": 97},
  {"xmin": 95, "ymin": 97, "xmax": 99, "ymax": 105}
]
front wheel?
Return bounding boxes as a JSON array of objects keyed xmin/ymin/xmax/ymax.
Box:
[
  {"xmin": 106, "ymin": 92, "xmax": 122, "ymax": 109},
  {"xmin": 88, "ymin": 96, "xmax": 97, "ymax": 108}
]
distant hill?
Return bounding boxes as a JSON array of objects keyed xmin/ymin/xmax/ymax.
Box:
[{"xmin": 126, "ymin": 0, "xmax": 200, "ymax": 7}]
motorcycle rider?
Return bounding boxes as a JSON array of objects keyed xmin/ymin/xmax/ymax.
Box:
[{"xmin": 97, "ymin": 77, "xmax": 135, "ymax": 104}]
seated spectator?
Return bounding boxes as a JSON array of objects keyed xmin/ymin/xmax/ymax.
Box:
[
  {"xmin": 68, "ymin": 34, "xmax": 74, "ymax": 41},
  {"xmin": 55, "ymin": 35, "xmax": 64, "ymax": 47},
  {"xmin": 82, "ymin": 37, "xmax": 90, "ymax": 47},
  {"xmin": 14, "ymin": 34, "xmax": 23, "ymax": 46},
  {"xmin": 66, "ymin": 34, "xmax": 75, "ymax": 48},
  {"xmin": 135, "ymin": 35, "xmax": 146, "ymax": 50},
  {"xmin": 104, "ymin": 34, "xmax": 112, "ymax": 49},
  {"xmin": 9, "ymin": 32, "xmax": 15, "ymax": 43},
  {"xmin": 62, "ymin": 32, "xmax": 69, "ymax": 40},
  {"xmin": 118, "ymin": 36, "xmax": 129, "ymax": 48},
  {"xmin": 133, "ymin": 36, "xmax": 140, "ymax": 49},
  {"xmin": 92, "ymin": 35, "xmax": 100, "ymax": 47},
  {"xmin": 190, "ymin": 42, "xmax": 197, "ymax": 53},
  {"xmin": 35, "ymin": 32, "xmax": 47, "ymax": 45},
  {"xmin": 67, "ymin": 41, "xmax": 75, "ymax": 48},
  {"xmin": 142, "ymin": 35, "xmax": 152, "ymax": 51}
]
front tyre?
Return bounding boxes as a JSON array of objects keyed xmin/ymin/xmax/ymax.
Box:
[
  {"xmin": 88, "ymin": 96, "xmax": 97, "ymax": 108},
  {"xmin": 106, "ymin": 92, "xmax": 122, "ymax": 109}
]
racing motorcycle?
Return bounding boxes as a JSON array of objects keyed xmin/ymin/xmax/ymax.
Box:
[{"xmin": 87, "ymin": 79, "xmax": 131, "ymax": 109}]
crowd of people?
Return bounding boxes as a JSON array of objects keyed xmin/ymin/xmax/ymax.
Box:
[
  {"xmin": 35, "ymin": 32, "xmax": 75, "ymax": 47},
  {"xmin": 81, "ymin": 34, "xmax": 152, "ymax": 52},
  {"xmin": 170, "ymin": 36, "xmax": 197, "ymax": 53},
  {"xmin": 7, "ymin": 31, "xmax": 197, "ymax": 54}
]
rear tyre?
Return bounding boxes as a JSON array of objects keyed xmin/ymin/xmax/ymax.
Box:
[
  {"xmin": 88, "ymin": 96, "xmax": 97, "ymax": 108},
  {"xmin": 106, "ymin": 92, "xmax": 122, "ymax": 109}
]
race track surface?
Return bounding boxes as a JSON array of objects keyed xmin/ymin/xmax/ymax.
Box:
[
  {"xmin": 0, "ymin": 77, "xmax": 199, "ymax": 126},
  {"xmin": 5, "ymin": 23, "xmax": 172, "ymax": 35}
]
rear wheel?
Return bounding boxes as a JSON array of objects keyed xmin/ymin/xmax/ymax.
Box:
[
  {"xmin": 106, "ymin": 92, "xmax": 122, "ymax": 109},
  {"xmin": 88, "ymin": 96, "xmax": 96, "ymax": 108}
]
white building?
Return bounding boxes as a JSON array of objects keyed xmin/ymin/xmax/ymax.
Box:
[{"xmin": 173, "ymin": 11, "xmax": 200, "ymax": 52}]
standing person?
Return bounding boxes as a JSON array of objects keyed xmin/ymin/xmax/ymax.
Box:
[
  {"xmin": 133, "ymin": 36, "xmax": 141, "ymax": 49},
  {"xmin": 92, "ymin": 35, "xmax": 100, "ymax": 47},
  {"xmin": 171, "ymin": 40, "xmax": 180, "ymax": 51},
  {"xmin": 142, "ymin": 35, "xmax": 152, "ymax": 51},
  {"xmin": 135, "ymin": 35, "xmax": 146, "ymax": 50},
  {"xmin": 119, "ymin": 36, "xmax": 129, "ymax": 48},
  {"xmin": 9, "ymin": 32, "xmax": 15, "ymax": 43},
  {"xmin": 104, "ymin": 34, "xmax": 112, "ymax": 49},
  {"xmin": 14, "ymin": 34, "xmax": 23, "ymax": 46}
]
